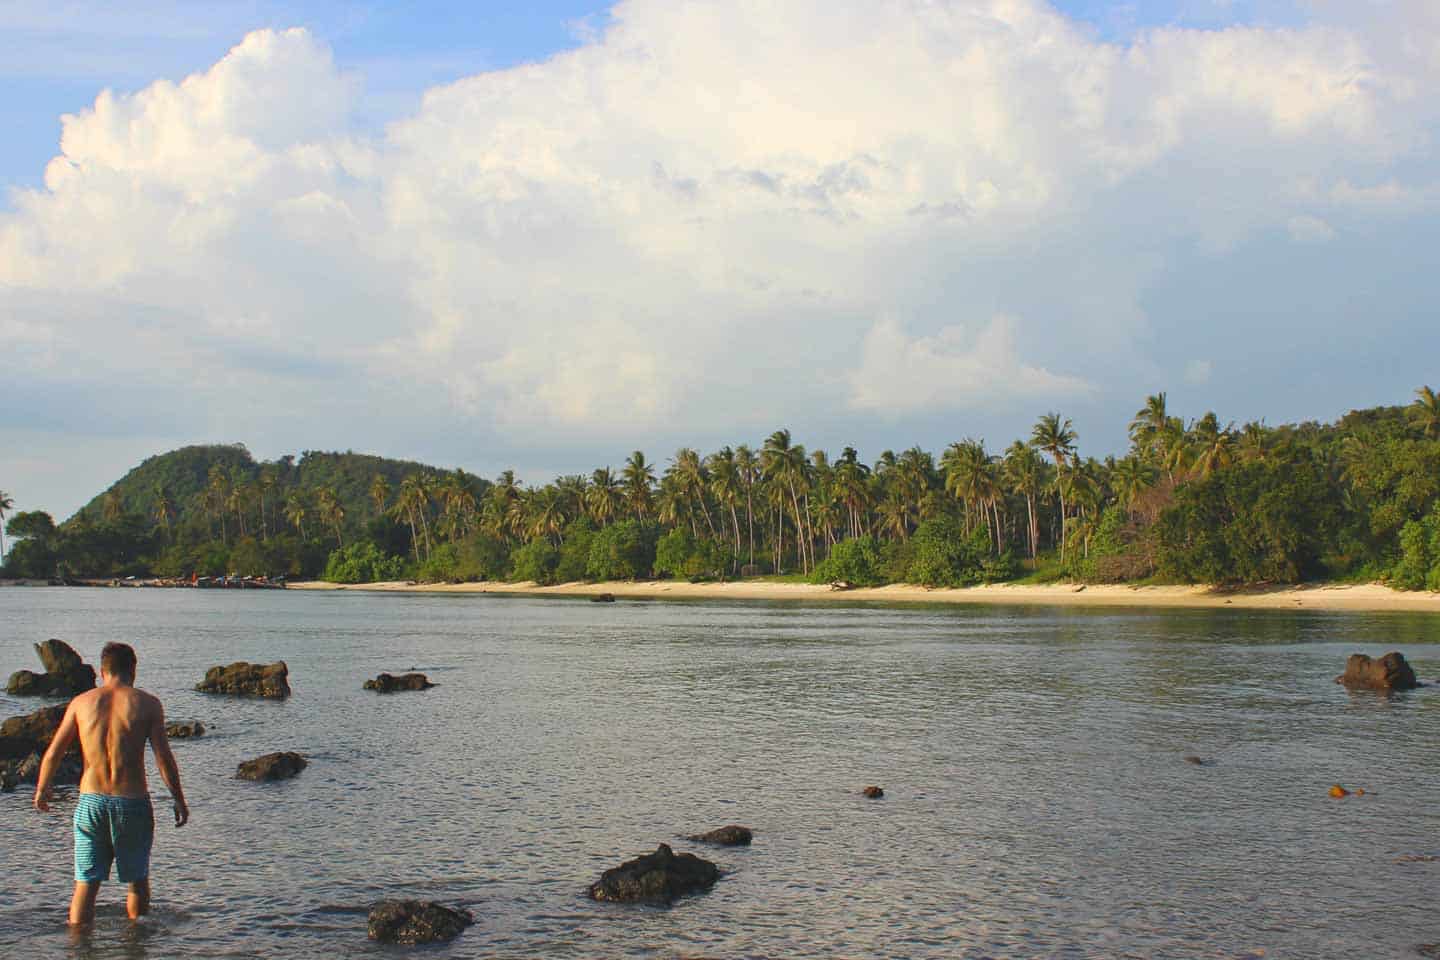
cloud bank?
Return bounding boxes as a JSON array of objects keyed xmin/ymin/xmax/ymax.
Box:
[{"xmin": 3, "ymin": 1, "xmax": 1439, "ymax": 515}]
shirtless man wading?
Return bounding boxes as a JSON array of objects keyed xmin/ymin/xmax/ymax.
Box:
[{"xmin": 32, "ymin": 642, "xmax": 190, "ymax": 926}]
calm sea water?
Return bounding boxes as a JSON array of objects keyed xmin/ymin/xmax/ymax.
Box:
[{"xmin": 1, "ymin": 588, "xmax": 1437, "ymax": 959}]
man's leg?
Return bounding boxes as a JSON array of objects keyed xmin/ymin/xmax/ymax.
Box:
[
  {"xmin": 69, "ymin": 881, "xmax": 100, "ymax": 926},
  {"xmin": 126, "ymin": 879, "xmax": 151, "ymax": 920}
]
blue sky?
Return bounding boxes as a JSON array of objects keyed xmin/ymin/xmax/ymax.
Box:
[{"xmin": 2, "ymin": 0, "xmax": 1437, "ymax": 522}]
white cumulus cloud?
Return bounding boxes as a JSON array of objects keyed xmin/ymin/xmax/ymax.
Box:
[{"xmin": 2, "ymin": 0, "xmax": 1439, "ymax": 519}]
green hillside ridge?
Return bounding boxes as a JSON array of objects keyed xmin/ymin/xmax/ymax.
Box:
[{"xmin": 4, "ymin": 386, "xmax": 1440, "ymax": 590}]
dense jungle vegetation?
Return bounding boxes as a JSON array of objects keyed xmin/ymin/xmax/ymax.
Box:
[{"xmin": 3, "ymin": 387, "xmax": 1439, "ymax": 591}]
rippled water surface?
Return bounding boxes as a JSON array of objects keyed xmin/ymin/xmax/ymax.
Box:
[{"xmin": 2, "ymin": 588, "xmax": 1438, "ymax": 958}]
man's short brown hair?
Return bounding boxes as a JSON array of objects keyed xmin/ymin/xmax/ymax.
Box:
[{"xmin": 100, "ymin": 642, "xmax": 137, "ymax": 681}]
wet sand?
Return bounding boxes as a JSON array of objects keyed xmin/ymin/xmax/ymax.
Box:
[{"xmin": 286, "ymin": 578, "xmax": 1440, "ymax": 613}]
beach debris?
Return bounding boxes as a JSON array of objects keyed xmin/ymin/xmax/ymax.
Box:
[
  {"xmin": 591, "ymin": 593, "xmax": 616, "ymax": 603},
  {"xmin": 1335, "ymin": 652, "xmax": 1419, "ymax": 692},
  {"xmin": 165, "ymin": 720, "xmax": 205, "ymax": 738},
  {"xmin": 588, "ymin": 843, "xmax": 720, "ymax": 903},
  {"xmin": 236, "ymin": 751, "xmax": 307, "ymax": 781},
  {"xmin": 367, "ymin": 899, "xmax": 474, "ymax": 944},
  {"xmin": 196, "ymin": 661, "xmax": 291, "ymax": 698},
  {"xmin": 862, "ymin": 785, "xmax": 884, "ymax": 798},
  {"xmin": 5, "ymin": 639, "xmax": 96, "ymax": 697},
  {"xmin": 686, "ymin": 825, "xmax": 753, "ymax": 846},
  {"xmin": 829, "ymin": 580, "xmax": 855, "ymax": 591},
  {"xmin": 363, "ymin": 672, "xmax": 435, "ymax": 693}
]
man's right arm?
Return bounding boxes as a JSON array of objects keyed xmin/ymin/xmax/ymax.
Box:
[
  {"xmin": 33, "ymin": 700, "xmax": 79, "ymax": 813},
  {"xmin": 148, "ymin": 700, "xmax": 189, "ymax": 827}
]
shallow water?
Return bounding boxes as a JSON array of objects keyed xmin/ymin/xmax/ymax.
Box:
[{"xmin": 1, "ymin": 588, "xmax": 1437, "ymax": 958}]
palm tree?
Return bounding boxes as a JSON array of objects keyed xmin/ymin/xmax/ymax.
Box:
[
  {"xmin": 707, "ymin": 447, "xmax": 744, "ymax": 572},
  {"xmin": 587, "ymin": 467, "xmax": 623, "ymax": 527},
  {"xmin": 152, "ymin": 484, "xmax": 174, "ymax": 542},
  {"xmin": 1111, "ymin": 456, "xmax": 1157, "ymax": 518},
  {"xmin": 206, "ymin": 464, "xmax": 231, "ymax": 544},
  {"xmin": 1237, "ymin": 421, "xmax": 1271, "ymax": 463},
  {"xmin": 527, "ymin": 487, "xmax": 567, "ymax": 545},
  {"xmin": 0, "ymin": 488, "xmax": 13, "ymax": 566},
  {"xmin": 622, "ymin": 451, "xmax": 656, "ymax": 521},
  {"xmin": 734, "ymin": 445, "xmax": 759, "ymax": 568},
  {"xmin": 370, "ymin": 474, "xmax": 392, "ymax": 518},
  {"xmin": 762, "ymin": 429, "xmax": 812, "ymax": 573},
  {"xmin": 1409, "ymin": 385, "xmax": 1440, "ymax": 439},
  {"xmin": 1030, "ymin": 412, "xmax": 1077, "ymax": 563},
  {"xmin": 833, "ymin": 448, "xmax": 871, "ymax": 540},
  {"xmin": 941, "ymin": 440, "xmax": 990, "ymax": 535},
  {"xmin": 395, "ymin": 475, "xmax": 432, "ymax": 560},
  {"xmin": 284, "ymin": 491, "xmax": 308, "ymax": 540},
  {"xmin": 1129, "ymin": 393, "xmax": 1168, "ymax": 461},
  {"xmin": 1190, "ymin": 412, "xmax": 1236, "ymax": 478},
  {"xmin": 668, "ymin": 448, "xmax": 716, "ymax": 538},
  {"xmin": 315, "ymin": 486, "xmax": 344, "ymax": 546},
  {"xmin": 1002, "ymin": 441, "xmax": 1043, "ymax": 563}
]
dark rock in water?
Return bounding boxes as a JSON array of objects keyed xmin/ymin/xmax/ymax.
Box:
[
  {"xmin": 591, "ymin": 593, "xmax": 616, "ymax": 603},
  {"xmin": 0, "ymin": 704, "xmax": 68, "ymax": 760},
  {"xmin": 686, "ymin": 825, "xmax": 753, "ymax": 846},
  {"xmin": 1183, "ymin": 756, "xmax": 1206, "ymax": 765},
  {"xmin": 6, "ymin": 639, "xmax": 96, "ymax": 697},
  {"xmin": 1336, "ymin": 652, "xmax": 1419, "ymax": 691},
  {"xmin": 862, "ymin": 785, "xmax": 884, "ymax": 798},
  {"xmin": 363, "ymin": 672, "xmax": 435, "ymax": 693},
  {"xmin": 197, "ymin": 661, "xmax": 291, "ymax": 698},
  {"xmin": 166, "ymin": 720, "xmax": 205, "ymax": 738},
  {"xmin": 237, "ymin": 751, "xmax": 307, "ymax": 781},
  {"xmin": 588, "ymin": 843, "xmax": 720, "ymax": 903},
  {"xmin": 367, "ymin": 899, "xmax": 474, "ymax": 944}
]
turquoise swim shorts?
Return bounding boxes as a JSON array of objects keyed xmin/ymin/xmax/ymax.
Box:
[{"xmin": 74, "ymin": 793, "xmax": 154, "ymax": 884}]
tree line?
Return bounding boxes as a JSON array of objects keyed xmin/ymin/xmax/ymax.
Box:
[{"xmin": 4, "ymin": 386, "xmax": 1440, "ymax": 591}]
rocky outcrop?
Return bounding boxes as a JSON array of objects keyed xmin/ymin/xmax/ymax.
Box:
[
  {"xmin": 237, "ymin": 752, "xmax": 307, "ymax": 781},
  {"xmin": 166, "ymin": 720, "xmax": 205, "ymax": 738},
  {"xmin": 363, "ymin": 672, "xmax": 435, "ymax": 693},
  {"xmin": 686, "ymin": 825, "xmax": 753, "ymax": 846},
  {"xmin": 587, "ymin": 844, "xmax": 719, "ymax": 903},
  {"xmin": 1336, "ymin": 652, "xmax": 1419, "ymax": 691},
  {"xmin": 862, "ymin": 785, "xmax": 884, "ymax": 798},
  {"xmin": 5, "ymin": 639, "xmax": 96, "ymax": 697},
  {"xmin": 197, "ymin": 661, "xmax": 291, "ymax": 698},
  {"xmin": 367, "ymin": 900, "xmax": 474, "ymax": 944},
  {"xmin": 0, "ymin": 704, "xmax": 67, "ymax": 760},
  {"xmin": 0, "ymin": 703, "xmax": 81, "ymax": 787}
]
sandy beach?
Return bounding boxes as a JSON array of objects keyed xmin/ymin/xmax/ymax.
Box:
[{"xmin": 285, "ymin": 578, "xmax": 1440, "ymax": 613}]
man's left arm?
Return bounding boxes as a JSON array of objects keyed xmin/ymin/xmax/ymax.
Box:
[{"xmin": 32, "ymin": 701, "xmax": 79, "ymax": 813}]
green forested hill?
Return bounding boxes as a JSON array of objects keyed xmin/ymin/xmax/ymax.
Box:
[{"xmin": 72, "ymin": 444, "xmax": 446, "ymax": 533}]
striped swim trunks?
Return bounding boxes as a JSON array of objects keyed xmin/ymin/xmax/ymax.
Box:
[{"xmin": 74, "ymin": 793, "xmax": 154, "ymax": 884}]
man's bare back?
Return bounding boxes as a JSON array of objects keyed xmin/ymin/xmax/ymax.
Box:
[{"xmin": 32, "ymin": 642, "xmax": 188, "ymax": 926}]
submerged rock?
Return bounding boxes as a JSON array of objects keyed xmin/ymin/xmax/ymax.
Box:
[
  {"xmin": 686, "ymin": 825, "xmax": 753, "ymax": 846},
  {"xmin": 862, "ymin": 785, "xmax": 884, "ymax": 799},
  {"xmin": 1336, "ymin": 652, "xmax": 1419, "ymax": 691},
  {"xmin": 367, "ymin": 900, "xmax": 474, "ymax": 944},
  {"xmin": 588, "ymin": 843, "xmax": 720, "ymax": 903},
  {"xmin": 363, "ymin": 672, "xmax": 435, "ymax": 693},
  {"xmin": 166, "ymin": 720, "xmax": 205, "ymax": 738},
  {"xmin": 237, "ymin": 752, "xmax": 307, "ymax": 781},
  {"xmin": 591, "ymin": 593, "xmax": 616, "ymax": 603},
  {"xmin": 5, "ymin": 639, "xmax": 96, "ymax": 697},
  {"xmin": 197, "ymin": 661, "xmax": 291, "ymax": 698}
]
